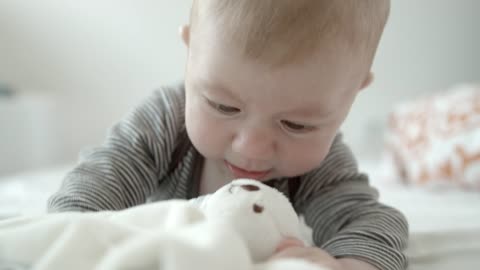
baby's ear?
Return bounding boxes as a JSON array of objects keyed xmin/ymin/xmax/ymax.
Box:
[
  {"xmin": 359, "ymin": 72, "xmax": 374, "ymax": 91},
  {"xmin": 179, "ymin": 25, "xmax": 190, "ymax": 47}
]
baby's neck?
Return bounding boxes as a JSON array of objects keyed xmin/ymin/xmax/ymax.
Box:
[{"xmin": 199, "ymin": 159, "xmax": 232, "ymax": 195}]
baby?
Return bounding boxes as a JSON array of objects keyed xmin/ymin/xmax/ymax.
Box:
[{"xmin": 48, "ymin": 1, "xmax": 408, "ymax": 270}]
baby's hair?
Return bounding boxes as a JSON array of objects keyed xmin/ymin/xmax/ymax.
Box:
[{"xmin": 190, "ymin": 0, "xmax": 390, "ymax": 67}]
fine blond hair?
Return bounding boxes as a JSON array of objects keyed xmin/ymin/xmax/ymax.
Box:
[{"xmin": 190, "ymin": 0, "xmax": 390, "ymax": 66}]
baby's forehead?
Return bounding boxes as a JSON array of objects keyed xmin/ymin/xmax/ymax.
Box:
[{"xmin": 190, "ymin": 0, "xmax": 390, "ymax": 67}]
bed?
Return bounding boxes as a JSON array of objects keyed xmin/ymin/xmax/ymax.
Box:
[
  {"xmin": 0, "ymin": 160, "xmax": 479, "ymax": 269},
  {"xmin": 360, "ymin": 160, "xmax": 480, "ymax": 269}
]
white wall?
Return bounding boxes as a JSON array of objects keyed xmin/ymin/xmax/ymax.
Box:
[
  {"xmin": 0, "ymin": 0, "xmax": 192, "ymax": 174},
  {"xmin": 343, "ymin": 0, "xmax": 480, "ymax": 158},
  {"xmin": 0, "ymin": 0, "xmax": 479, "ymax": 175}
]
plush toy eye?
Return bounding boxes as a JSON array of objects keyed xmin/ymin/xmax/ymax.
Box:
[
  {"xmin": 253, "ymin": 204, "xmax": 264, "ymax": 213},
  {"xmin": 228, "ymin": 184, "xmax": 260, "ymax": 194},
  {"xmin": 241, "ymin": 184, "xmax": 260, "ymax": 192}
]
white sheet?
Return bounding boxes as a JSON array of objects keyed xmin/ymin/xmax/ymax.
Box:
[
  {"xmin": 0, "ymin": 165, "xmax": 68, "ymax": 219},
  {"xmin": 360, "ymin": 160, "xmax": 480, "ymax": 269},
  {"xmin": 359, "ymin": 160, "xmax": 480, "ymax": 234}
]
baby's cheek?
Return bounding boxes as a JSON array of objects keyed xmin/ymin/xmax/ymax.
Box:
[
  {"xmin": 187, "ymin": 112, "xmax": 228, "ymax": 157},
  {"xmin": 281, "ymin": 143, "xmax": 330, "ymax": 176}
]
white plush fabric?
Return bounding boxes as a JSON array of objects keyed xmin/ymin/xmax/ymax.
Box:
[
  {"xmin": 0, "ymin": 180, "xmax": 325, "ymax": 270},
  {"xmin": 195, "ymin": 179, "xmax": 310, "ymax": 262}
]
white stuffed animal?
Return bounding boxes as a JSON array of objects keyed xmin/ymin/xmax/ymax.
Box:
[
  {"xmin": 191, "ymin": 178, "xmax": 313, "ymax": 262},
  {"xmin": 0, "ymin": 179, "xmax": 319, "ymax": 270}
]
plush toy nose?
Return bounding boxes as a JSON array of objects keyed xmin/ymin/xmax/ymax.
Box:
[
  {"xmin": 240, "ymin": 184, "xmax": 260, "ymax": 191},
  {"xmin": 253, "ymin": 203, "xmax": 264, "ymax": 213}
]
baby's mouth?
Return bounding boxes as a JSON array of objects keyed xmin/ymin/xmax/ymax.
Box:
[{"xmin": 224, "ymin": 160, "xmax": 271, "ymax": 180}]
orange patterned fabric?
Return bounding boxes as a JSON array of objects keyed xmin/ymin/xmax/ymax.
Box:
[{"xmin": 385, "ymin": 84, "xmax": 480, "ymax": 190}]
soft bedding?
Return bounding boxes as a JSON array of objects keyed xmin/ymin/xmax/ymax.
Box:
[
  {"xmin": 0, "ymin": 165, "xmax": 68, "ymax": 219},
  {"xmin": 0, "ymin": 162, "xmax": 479, "ymax": 269},
  {"xmin": 361, "ymin": 160, "xmax": 480, "ymax": 269}
]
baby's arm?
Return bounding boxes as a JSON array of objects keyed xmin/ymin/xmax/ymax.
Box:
[
  {"xmin": 48, "ymin": 86, "xmax": 186, "ymax": 212},
  {"xmin": 296, "ymin": 136, "xmax": 408, "ymax": 270}
]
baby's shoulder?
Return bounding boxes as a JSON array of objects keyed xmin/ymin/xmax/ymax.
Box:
[
  {"xmin": 149, "ymin": 82, "xmax": 186, "ymax": 115},
  {"xmin": 116, "ymin": 82, "xmax": 187, "ymax": 147}
]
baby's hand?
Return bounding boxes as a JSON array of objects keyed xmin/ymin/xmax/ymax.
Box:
[{"xmin": 270, "ymin": 238, "xmax": 343, "ymax": 270}]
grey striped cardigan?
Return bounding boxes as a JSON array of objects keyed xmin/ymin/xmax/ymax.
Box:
[{"xmin": 48, "ymin": 83, "xmax": 408, "ymax": 270}]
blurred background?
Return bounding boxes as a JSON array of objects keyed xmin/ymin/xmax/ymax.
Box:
[{"xmin": 0, "ymin": 0, "xmax": 479, "ymax": 176}]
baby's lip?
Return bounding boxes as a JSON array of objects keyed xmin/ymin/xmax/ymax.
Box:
[{"xmin": 224, "ymin": 161, "xmax": 271, "ymax": 180}]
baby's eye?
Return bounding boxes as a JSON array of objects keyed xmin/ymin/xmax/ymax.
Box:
[
  {"xmin": 207, "ymin": 99, "xmax": 241, "ymax": 115},
  {"xmin": 281, "ymin": 120, "xmax": 314, "ymax": 133}
]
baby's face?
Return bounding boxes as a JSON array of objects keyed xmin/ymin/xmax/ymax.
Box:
[{"xmin": 183, "ymin": 24, "xmax": 371, "ymax": 182}]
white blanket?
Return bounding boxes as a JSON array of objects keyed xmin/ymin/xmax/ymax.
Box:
[{"xmin": 0, "ymin": 200, "xmax": 323, "ymax": 270}]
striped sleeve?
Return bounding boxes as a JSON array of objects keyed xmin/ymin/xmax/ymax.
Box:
[
  {"xmin": 47, "ymin": 85, "xmax": 186, "ymax": 212},
  {"xmin": 294, "ymin": 134, "xmax": 409, "ymax": 270}
]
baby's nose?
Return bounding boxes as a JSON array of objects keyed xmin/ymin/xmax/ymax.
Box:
[{"xmin": 232, "ymin": 127, "xmax": 276, "ymax": 161}]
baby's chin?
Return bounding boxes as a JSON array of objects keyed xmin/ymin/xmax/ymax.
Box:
[{"xmin": 236, "ymin": 171, "xmax": 296, "ymax": 183}]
